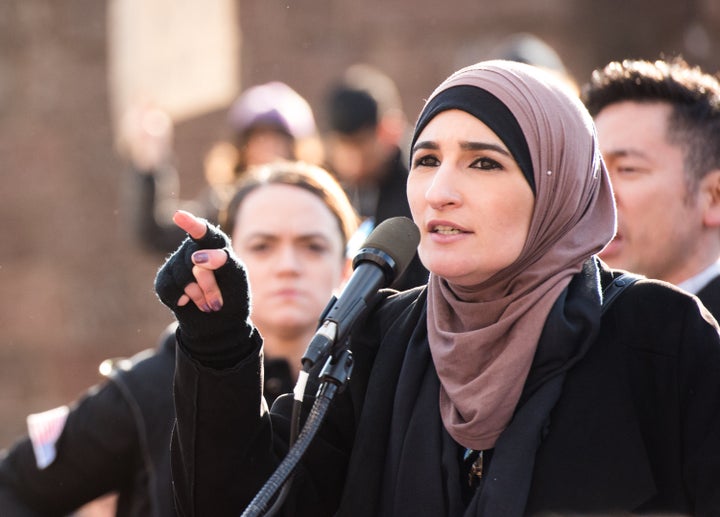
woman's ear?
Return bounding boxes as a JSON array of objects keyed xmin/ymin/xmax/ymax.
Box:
[{"xmin": 701, "ymin": 170, "xmax": 720, "ymax": 228}]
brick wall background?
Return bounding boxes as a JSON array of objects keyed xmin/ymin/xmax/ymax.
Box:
[{"xmin": 1, "ymin": 0, "xmax": 719, "ymax": 448}]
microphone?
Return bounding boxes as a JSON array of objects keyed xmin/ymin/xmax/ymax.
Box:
[{"xmin": 301, "ymin": 216, "xmax": 421, "ymax": 369}]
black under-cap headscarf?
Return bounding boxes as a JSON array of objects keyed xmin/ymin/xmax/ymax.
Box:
[{"xmin": 410, "ymin": 84, "xmax": 536, "ymax": 194}]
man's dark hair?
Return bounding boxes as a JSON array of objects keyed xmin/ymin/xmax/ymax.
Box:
[
  {"xmin": 325, "ymin": 63, "xmax": 403, "ymax": 135},
  {"xmin": 327, "ymin": 87, "xmax": 379, "ymax": 134},
  {"xmin": 582, "ymin": 57, "xmax": 720, "ymax": 189}
]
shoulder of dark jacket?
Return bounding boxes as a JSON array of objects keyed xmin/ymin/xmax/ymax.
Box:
[
  {"xmin": 598, "ymin": 263, "xmax": 719, "ymax": 356},
  {"xmin": 98, "ymin": 323, "xmax": 177, "ymax": 378}
]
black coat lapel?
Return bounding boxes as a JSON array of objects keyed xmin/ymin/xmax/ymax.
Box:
[{"xmin": 338, "ymin": 289, "xmax": 428, "ymax": 516}]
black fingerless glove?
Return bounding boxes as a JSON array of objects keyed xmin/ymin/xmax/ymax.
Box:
[{"xmin": 154, "ymin": 221, "xmax": 258, "ymax": 368}]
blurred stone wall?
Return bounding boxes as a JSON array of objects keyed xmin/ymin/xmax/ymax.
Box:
[
  {"xmin": 0, "ymin": 0, "xmax": 718, "ymax": 449},
  {"xmin": 237, "ymin": 0, "xmax": 720, "ymax": 130}
]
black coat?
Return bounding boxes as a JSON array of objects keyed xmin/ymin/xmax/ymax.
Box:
[
  {"xmin": 170, "ymin": 264, "xmax": 720, "ymax": 516},
  {"xmin": 0, "ymin": 327, "xmax": 177, "ymax": 517},
  {"xmin": 0, "ymin": 325, "xmax": 293, "ymax": 516}
]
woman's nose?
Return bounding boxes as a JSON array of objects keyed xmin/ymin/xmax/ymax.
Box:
[
  {"xmin": 274, "ymin": 245, "xmax": 302, "ymax": 273},
  {"xmin": 425, "ymin": 165, "xmax": 462, "ymax": 209}
]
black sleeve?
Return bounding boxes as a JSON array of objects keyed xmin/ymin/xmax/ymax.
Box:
[
  {"xmin": 169, "ymin": 289, "xmax": 416, "ymax": 517},
  {"xmin": 171, "ymin": 338, "xmax": 276, "ymax": 516},
  {"xmin": 128, "ymin": 166, "xmax": 189, "ymax": 253},
  {"xmin": 170, "ymin": 339, "xmax": 355, "ymax": 516},
  {"xmin": 0, "ymin": 380, "xmax": 139, "ymax": 514}
]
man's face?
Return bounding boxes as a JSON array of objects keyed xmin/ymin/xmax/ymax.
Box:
[
  {"xmin": 595, "ymin": 101, "xmax": 705, "ymax": 284},
  {"xmin": 326, "ymin": 127, "xmax": 384, "ymax": 185}
]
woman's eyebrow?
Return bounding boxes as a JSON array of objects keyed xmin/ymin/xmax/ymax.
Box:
[
  {"xmin": 244, "ymin": 231, "xmax": 331, "ymax": 242},
  {"xmin": 411, "ymin": 140, "xmax": 438, "ymax": 155},
  {"xmin": 460, "ymin": 141, "xmax": 511, "ymax": 156},
  {"xmin": 411, "ymin": 140, "xmax": 510, "ymax": 156}
]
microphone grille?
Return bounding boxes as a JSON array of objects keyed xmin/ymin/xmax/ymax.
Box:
[{"xmin": 362, "ymin": 217, "xmax": 421, "ymax": 276}]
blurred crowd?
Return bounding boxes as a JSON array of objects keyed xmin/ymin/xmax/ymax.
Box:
[{"xmin": 2, "ymin": 31, "xmax": 720, "ymax": 516}]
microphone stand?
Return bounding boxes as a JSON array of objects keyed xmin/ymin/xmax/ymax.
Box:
[{"xmin": 240, "ymin": 347, "xmax": 354, "ymax": 517}]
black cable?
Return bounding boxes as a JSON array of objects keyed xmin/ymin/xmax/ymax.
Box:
[
  {"xmin": 241, "ymin": 349, "xmax": 353, "ymax": 517},
  {"xmin": 240, "ymin": 392, "xmax": 333, "ymax": 517},
  {"xmin": 261, "ymin": 397, "xmax": 303, "ymax": 516}
]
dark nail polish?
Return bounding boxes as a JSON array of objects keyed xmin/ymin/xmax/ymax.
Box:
[
  {"xmin": 194, "ymin": 252, "xmax": 209, "ymax": 264},
  {"xmin": 211, "ymin": 300, "xmax": 222, "ymax": 312}
]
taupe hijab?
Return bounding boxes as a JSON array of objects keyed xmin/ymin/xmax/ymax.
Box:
[{"xmin": 417, "ymin": 61, "xmax": 616, "ymax": 450}]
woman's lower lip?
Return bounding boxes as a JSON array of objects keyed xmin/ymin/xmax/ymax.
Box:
[
  {"xmin": 273, "ymin": 290, "xmax": 301, "ymax": 297},
  {"xmin": 428, "ymin": 231, "xmax": 467, "ymax": 243}
]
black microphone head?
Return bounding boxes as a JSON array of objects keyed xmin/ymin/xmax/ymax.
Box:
[{"xmin": 353, "ymin": 217, "xmax": 421, "ymax": 285}]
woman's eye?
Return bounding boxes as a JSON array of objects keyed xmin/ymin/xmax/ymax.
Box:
[
  {"xmin": 412, "ymin": 154, "xmax": 439, "ymax": 168},
  {"xmin": 306, "ymin": 241, "xmax": 330, "ymax": 254},
  {"xmin": 248, "ymin": 243, "xmax": 270, "ymax": 253},
  {"xmin": 472, "ymin": 157, "xmax": 503, "ymax": 170}
]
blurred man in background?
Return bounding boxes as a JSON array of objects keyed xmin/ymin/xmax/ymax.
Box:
[{"xmin": 323, "ymin": 63, "xmax": 428, "ymax": 289}]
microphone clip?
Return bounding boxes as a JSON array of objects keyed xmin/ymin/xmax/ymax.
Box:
[
  {"xmin": 301, "ymin": 319, "xmax": 337, "ymax": 370},
  {"xmin": 317, "ymin": 347, "xmax": 354, "ymax": 400}
]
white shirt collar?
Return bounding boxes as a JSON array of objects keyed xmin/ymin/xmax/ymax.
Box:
[{"xmin": 677, "ymin": 260, "xmax": 720, "ymax": 295}]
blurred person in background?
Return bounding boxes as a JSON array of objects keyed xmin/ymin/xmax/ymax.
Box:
[
  {"xmin": 120, "ymin": 81, "xmax": 322, "ymax": 253},
  {"xmin": 582, "ymin": 57, "xmax": 720, "ymax": 316},
  {"xmin": 0, "ymin": 161, "xmax": 357, "ymax": 516},
  {"xmin": 323, "ymin": 63, "xmax": 428, "ymax": 290},
  {"xmin": 485, "ymin": 32, "xmax": 579, "ymax": 95}
]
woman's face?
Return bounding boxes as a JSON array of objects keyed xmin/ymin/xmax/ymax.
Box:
[
  {"xmin": 232, "ymin": 184, "xmax": 347, "ymax": 337},
  {"xmin": 244, "ymin": 128, "xmax": 294, "ymax": 167},
  {"xmin": 407, "ymin": 109, "xmax": 535, "ymax": 286}
]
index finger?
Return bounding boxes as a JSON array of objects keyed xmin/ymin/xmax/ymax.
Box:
[{"xmin": 172, "ymin": 210, "xmax": 207, "ymax": 240}]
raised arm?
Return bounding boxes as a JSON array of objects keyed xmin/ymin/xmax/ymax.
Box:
[
  {"xmin": 154, "ymin": 210, "xmax": 256, "ymax": 368},
  {"xmin": 155, "ymin": 210, "xmax": 280, "ymax": 515}
]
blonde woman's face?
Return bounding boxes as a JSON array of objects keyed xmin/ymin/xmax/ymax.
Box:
[
  {"xmin": 407, "ymin": 109, "xmax": 534, "ymax": 286},
  {"xmin": 232, "ymin": 184, "xmax": 347, "ymax": 337}
]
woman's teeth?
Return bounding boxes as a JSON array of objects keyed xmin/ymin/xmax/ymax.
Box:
[{"xmin": 434, "ymin": 226, "xmax": 461, "ymax": 235}]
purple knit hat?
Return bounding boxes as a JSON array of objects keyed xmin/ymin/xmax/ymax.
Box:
[{"xmin": 227, "ymin": 81, "xmax": 317, "ymax": 140}]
